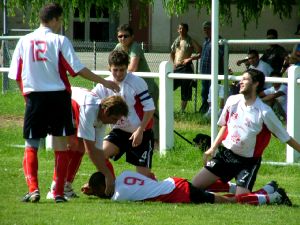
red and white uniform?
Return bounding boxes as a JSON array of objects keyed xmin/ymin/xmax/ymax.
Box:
[
  {"xmin": 112, "ymin": 171, "xmax": 191, "ymax": 203},
  {"xmin": 92, "ymin": 73, "xmax": 155, "ymax": 133},
  {"xmin": 218, "ymin": 94, "xmax": 290, "ymax": 158},
  {"xmin": 71, "ymin": 87, "xmax": 106, "ymax": 149},
  {"xmin": 8, "ymin": 27, "xmax": 84, "ymax": 94}
]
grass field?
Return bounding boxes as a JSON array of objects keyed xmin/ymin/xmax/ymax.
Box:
[{"xmin": 0, "ymin": 89, "xmax": 300, "ymax": 225}]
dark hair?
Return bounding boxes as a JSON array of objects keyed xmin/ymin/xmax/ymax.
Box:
[
  {"xmin": 108, "ymin": 50, "xmax": 130, "ymax": 67},
  {"xmin": 179, "ymin": 23, "xmax": 189, "ymax": 32},
  {"xmin": 266, "ymin": 29, "xmax": 278, "ymax": 38},
  {"xmin": 117, "ymin": 24, "xmax": 134, "ymax": 36},
  {"xmin": 247, "ymin": 49, "xmax": 259, "ymax": 57},
  {"xmin": 88, "ymin": 172, "xmax": 109, "ymax": 198},
  {"xmin": 269, "ymin": 70, "xmax": 282, "ymax": 77},
  {"xmin": 245, "ymin": 68, "xmax": 265, "ymax": 93},
  {"xmin": 39, "ymin": 3, "xmax": 63, "ymax": 23}
]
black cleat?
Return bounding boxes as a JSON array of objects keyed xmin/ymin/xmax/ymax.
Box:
[
  {"xmin": 276, "ymin": 188, "xmax": 293, "ymax": 206},
  {"xmin": 55, "ymin": 195, "xmax": 68, "ymax": 203},
  {"xmin": 22, "ymin": 190, "xmax": 40, "ymax": 203}
]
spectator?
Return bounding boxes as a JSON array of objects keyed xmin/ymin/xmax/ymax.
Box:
[
  {"xmin": 192, "ymin": 68, "xmax": 300, "ymax": 197},
  {"xmin": 7, "ymin": 3, "xmax": 119, "ymax": 203},
  {"xmin": 114, "ymin": 24, "xmax": 160, "ymax": 148},
  {"xmin": 259, "ymin": 72, "xmax": 287, "ymax": 122},
  {"xmin": 236, "ymin": 29, "xmax": 288, "ymax": 73},
  {"xmin": 170, "ymin": 23, "xmax": 201, "ymax": 113},
  {"xmin": 260, "ymin": 29, "xmax": 288, "ymax": 73},
  {"xmin": 247, "ymin": 49, "xmax": 273, "ymax": 89},
  {"xmin": 92, "ymin": 50, "xmax": 156, "ymax": 179},
  {"xmin": 281, "ymin": 25, "xmax": 300, "ymax": 73},
  {"xmin": 198, "ymin": 21, "xmax": 224, "ymax": 114}
]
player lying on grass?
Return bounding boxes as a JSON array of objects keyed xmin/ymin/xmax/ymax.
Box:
[
  {"xmin": 81, "ymin": 171, "xmax": 292, "ymax": 206},
  {"xmin": 46, "ymin": 87, "xmax": 128, "ymax": 201}
]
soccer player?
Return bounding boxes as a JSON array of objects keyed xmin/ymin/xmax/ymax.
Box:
[
  {"xmin": 92, "ymin": 50, "xmax": 156, "ymax": 179},
  {"xmin": 192, "ymin": 68, "xmax": 300, "ymax": 196},
  {"xmin": 81, "ymin": 170, "xmax": 292, "ymax": 206},
  {"xmin": 8, "ymin": 3, "xmax": 119, "ymax": 203},
  {"xmin": 46, "ymin": 87, "xmax": 128, "ymax": 200}
]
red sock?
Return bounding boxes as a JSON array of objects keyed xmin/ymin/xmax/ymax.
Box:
[
  {"xmin": 54, "ymin": 151, "xmax": 69, "ymax": 197},
  {"xmin": 253, "ymin": 188, "xmax": 267, "ymax": 195},
  {"xmin": 236, "ymin": 193, "xmax": 269, "ymax": 205},
  {"xmin": 207, "ymin": 179, "xmax": 230, "ymax": 192},
  {"xmin": 105, "ymin": 159, "xmax": 115, "ymax": 178},
  {"xmin": 66, "ymin": 151, "xmax": 84, "ymax": 183},
  {"xmin": 23, "ymin": 147, "xmax": 39, "ymax": 192}
]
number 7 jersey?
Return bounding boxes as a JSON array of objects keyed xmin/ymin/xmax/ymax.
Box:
[{"xmin": 8, "ymin": 27, "xmax": 85, "ymax": 94}]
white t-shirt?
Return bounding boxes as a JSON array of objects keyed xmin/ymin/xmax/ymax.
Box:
[
  {"xmin": 8, "ymin": 27, "xmax": 84, "ymax": 94},
  {"xmin": 112, "ymin": 171, "xmax": 175, "ymax": 201},
  {"xmin": 263, "ymin": 84, "xmax": 287, "ymax": 114},
  {"xmin": 71, "ymin": 87, "xmax": 106, "ymax": 149},
  {"xmin": 249, "ymin": 60, "xmax": 273, "ymax": 88},
  {"xmin": 218, "ymin": 94, "xmax": 290, "ymax": 158},
  {"xmin": 92, "ymin": 73, "xmax": 155, "ymax": 133}
]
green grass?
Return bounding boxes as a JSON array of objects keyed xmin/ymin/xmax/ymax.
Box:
[{"xmin": 0, "ymin": 91, "xmax": 300, "ymax": 225}]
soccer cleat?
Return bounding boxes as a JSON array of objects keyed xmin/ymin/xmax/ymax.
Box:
[
  {"xmin": 22, "ymin": 190, "xmax": 40, "ymax": 203},
  {"xmin": 64, "ymin": 182, "xmax": 78, "ymax": 199},
  {"xmin": 55, "ymin": 196, "xmax": 68, "ymax": 203},
  {"xmin": 276, "ymin": 188, "xmax": 293, "ymax": 206},
  {"xmin": 263, "ymin": 180, "xmax": 278, "ymax": 194},
  {"xmin": 46, "ymin": 190, "xmax": 55, "ymax": 200}
]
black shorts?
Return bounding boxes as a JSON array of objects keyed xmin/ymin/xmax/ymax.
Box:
[
  {"xmin": 23, "ymin": 91, "xmax": 75, "ymax": 139},
  {"xmin": 173, "ymin": 64, "xmax": 194, "ymax": 101},
  {"xmin": 104, "ymin": 129, "xmax": 154, "ymax": 168},
  {"xmin": 205, "ymin": 147, "xmax": 261, "ymax": 191},
  {"xmin": 189, "ymin": 183, "xmax": 215, "ymax": 204}
]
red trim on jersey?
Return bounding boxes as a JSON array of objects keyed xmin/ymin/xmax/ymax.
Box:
[
  {"xmin": 152, "ymin": 178, "xmax": 191, "ymax": 203},
  {"xmin": 16, "ymin": 58, "xmax": 25, "ymax": 95},
  {"xmin": 253, "ymin": 123, "xmax": 271, "ymax": 158},
  {"xmin": 58, "ymin": 52, "xmax": 75, "ymax": 93},
  {"xmin": 71, "ymin": 99, "xmax": 80, "ymax": 129},
  {"xmin": 134, "ymin": 96, "xmax": 153, "ymax": 130}
]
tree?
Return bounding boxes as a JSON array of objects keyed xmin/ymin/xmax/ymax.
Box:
[{"xmin": 0, "ymin": 0, "xmax": 298, "ymax": 29}]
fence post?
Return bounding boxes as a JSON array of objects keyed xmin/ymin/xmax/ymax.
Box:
[
  {"xmin": 287, "ymin": 65, "xmax": 300, "ymax": 163},
  {"xmin": 159, "ymin": 61, "xmax": 173, "ymax": 155}
]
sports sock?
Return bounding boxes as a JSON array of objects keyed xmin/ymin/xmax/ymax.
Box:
[
  {"xmin": 54, "ymin": 151, "xmax": 69, "ymax": 197},
  {"xmin": 105, "ymin": 159, "xmax": 115, "ymax": 178},
  {"xmin": 23, "ymin": 147, "xmax": 39, "ymax": 193},
  {"xmin": 207, "ymin": 179, "xmax": 236, "ymax": 193},
  {"xmin": 66, "ymin": 151, "xmax": 84, "ymax": 183},
  {"xmin": 236, "ymin": 193, "xmax": 270, "ymax": 205}
]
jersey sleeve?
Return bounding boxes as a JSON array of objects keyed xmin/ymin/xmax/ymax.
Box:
[
  {"xmin": 8, "ymin": 38, "xmax": 23, "ymax": 81},
  {"xmin": 77, "ymin": 105, "xmax": 98, "ymax": 141},
  {"xmin": 130, "ymin": 43, "xmax": 142, "ymax": 58},
  {"xmin": 134, "ymin": 76, "xmax": 155, "ymax": 112},
  {"xmin": 59, "ymin": 37, "xmax": 85, "ymax": 76},
  {"xmin": 262, "ymin": 107, "xmax": 290, "ymax": 143}
]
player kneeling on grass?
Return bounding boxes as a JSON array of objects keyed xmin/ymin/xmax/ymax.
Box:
[
  {"xmin": 81, "ymin": 171, "xmax": 292, "ymax": 206},
  {"xmin": 46, "ymin": 87, "xmax": 128, "ymax": 201}
]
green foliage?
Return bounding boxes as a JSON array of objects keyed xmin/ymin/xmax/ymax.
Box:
[{"xmin": 0, "ymin": 0, "xmax": 298, "ymax": 30}]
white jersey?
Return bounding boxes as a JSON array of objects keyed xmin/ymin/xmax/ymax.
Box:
[
  {"xmin": 8, "ymin": 27, "xmax": 85, "ymax": 94},
  {"xmin": 112, "ymin": 171, "xmax": 175, "ymax": 201},
  {"xmin": 218, "ymin": 94, "xmax": 290, "ymax": 158},
  {"xmin": 92, "ymin": 73, "xmax": 155, "ymax": 133},
  {"xmin": 263, "ymin": 84, "xmax": 287, "ymax": 114},
  {"xmin": 71, "ymin": 87, "xmax": 106, "ymax": 149}
]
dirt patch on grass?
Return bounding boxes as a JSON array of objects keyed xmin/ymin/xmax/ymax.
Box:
[{"xmin": 0, "ymin": 115, "xmax": 23, "ymax": 128}]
